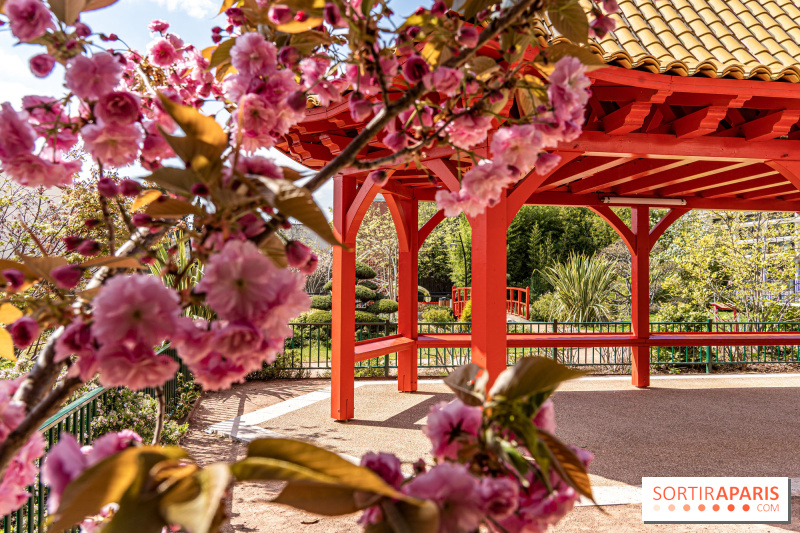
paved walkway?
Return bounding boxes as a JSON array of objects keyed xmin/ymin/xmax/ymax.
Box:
[{"xmin": 186, "ymin": 374, "xmax": 800, "ymax": 532}]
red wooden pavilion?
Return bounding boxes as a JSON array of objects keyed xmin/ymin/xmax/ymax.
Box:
[{"xmin": 279, "ymin": 0, "xmax": 800, "ymax": 420}]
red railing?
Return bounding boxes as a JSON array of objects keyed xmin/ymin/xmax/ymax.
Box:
[{"xmin": 452, "ymin": 286, "xmax": 530, "ymax": 319}]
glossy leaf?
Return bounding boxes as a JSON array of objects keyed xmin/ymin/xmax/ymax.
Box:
[
  {"xmin": 273, "ymin": 481, "xmax": 381, "ymax": 515},
  {"xmin": 538, "ymin": 429, "xmax": 594, "ymax": 502},
  {"xmin": 277, "ymin": 17, "xmax": 325, "ymax": 34},
  {"xmin": 145, "ymin": 168, "xmax": 202, "ymax": 197},
  {"xmin": 269, "ymin": 180, "xmax": 340, "ymax": 247},
  {"xmin": 145, "ymin": 198, "xmax": 205, "ymax": 219},
  {"xmin": 209, "ymin": 38, "xmax": 235, "ymax": 69},
  {"xmin": 0, "ymin": 329, "xmax": 16, "ymax": 362},
  {"xmin": 489, "ymin": 356, "xmax": 583, "ymax": 401},
  {"xmin": 548, "ymin": 0, "xmax": 589, "ymax": 45},
  {"xmin": 81, "ymin": 257, "xmax": 146, "ymax": 270},
  {"xmin": 442, "ymin": 363, "xmax": 485, "ymax": 406},
  {"xmin": 159, "ymin": 133, "xmax": 226, "ymax": 180},
  {"xmin": 132, "ymin": 190, "xmax": 163, "ymax": 211},
  {"xmin": 161, "ymin": 463, "xmax": 231, "ymax": 533},
  {"xmin": 49, "ymin": 447, "xmax": 187, "ymax": 532},
  {"xmin": 0, "ymin": 304, "xmax": 22, "ymax": 324},
  {"xmin": 19, "ymin": 255, "xmax": 68, "ymax": 284},
  {"xmin": 260, "ymin": 233, "xmax": 289, "ymax": 269},
  {"xmin": 157, "ymin": 95, "xmax": 228, "ymax": 152}
]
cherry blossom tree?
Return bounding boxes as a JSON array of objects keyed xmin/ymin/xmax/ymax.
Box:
[{"xmin": 0, "ymin": 0, "xmax": 616, "ymax": 530}]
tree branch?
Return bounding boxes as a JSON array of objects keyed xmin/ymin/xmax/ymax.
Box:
[{"xmin": 152, "ymin": 386, "xmax": 165, "ymax": 445}]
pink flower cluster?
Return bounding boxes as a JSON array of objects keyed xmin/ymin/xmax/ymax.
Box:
[
  {"xmin": 435, "ymin": 56, "xmax": 591, "ymax": 217},
  {"xmin": 173, "ymin": 240, "xmax": 310, "ymax": 390},
  {"xmin": 423, "ymin": 399, "xmax": 482, "ymax": 460},
  {"xmin": 42, "ymin": 431, "xmax": 142, "ymax": 514},
  {"xmin": 0, "ymin": 378, "xmax": 45, "ymax": 516}
]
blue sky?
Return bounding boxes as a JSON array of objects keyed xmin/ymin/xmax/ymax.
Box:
[{"xmin": 0, "ymin": 0, "xmax": 374, "ymax": 218}]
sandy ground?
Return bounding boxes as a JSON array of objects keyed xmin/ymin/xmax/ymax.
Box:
[{"xmin": 182, "ymin": 375, "xmax": 800, "ymax": 532}]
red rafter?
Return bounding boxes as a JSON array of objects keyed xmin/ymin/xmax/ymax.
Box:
[
  {"xmin": 570, "ymin": 158, "xmax": 686, "ymax": 194},
  {"xmin": 670, "ymin": 105, "xmax": 728, "ymax": 138},
  {"xmin": 614, "ymin": 161, "xmax": 748, "ymax": 195},
  {"xmin": 538, "ymin": 156, "xmax": 634, "ymax": 191},
  {"xmin": 702, "ymin": 176, "xmax": 789, "ymax": 198},
  {"xmin": 656, "ymin": 165, "xmax": 777, "ymax": 196}
]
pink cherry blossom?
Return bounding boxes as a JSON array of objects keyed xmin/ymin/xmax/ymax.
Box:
[
  {"xmin": 196, "ymin": 240, "xmax": 310, "ymax": 327},
  {"xmin": 2, "ymin": 153, "xmax": 81, "ymax": 187},
  {"xmin": 603, "ymin": 0, "xmax": 619, "ymax": 13},
  {"xmin": 65, "ymin": 52, "xmax": 124, "ymax": 100},
  {"xmin": 29, "ymin": 53, "xmax": 55, "ymax": 77},
  {"xmin": 402, "ymin": 54, "xmax": 430, "ymax": 85},
  {"xmin": 500, "ymin": 470, "xmax": 581, "ymax": 533},
  {"xmin": 360, "ymin": 452, "xmax": 404, "ymax": 489},
  {"xmin": 403, "ymin": 463, "xmax": 484, "ymax": 533},
  {"xmin": 0, "ymin": 433, "xmax": 45, "ymax": 516},
  {"xmin": 41, "ymin": 433, "xmax": 87, "ymax": 513},
  {"xmin": 51, "ymin": 265, "xmax": 83, "ymax": 289},
  {"xmin": 479, "ymin": 476, "xmax": 519, "ymax": 520},
  {"xmin": 230, "ymin": 32, "xmax": 277, "ymax": 79},
  {"xmin": 8, "ymin": 316, "xmax": 38, "ymax": 349},
  {"xmin": 0, "ymin": 379, "xmax": 25, "ymax": 443},
  {"xmin": 436, "ymin": 160, "xmax": 517, "ymax": 217},
  {"xmin": 147, "ymin": 37, "xmax": 179, "ymax": 67},
  {"xmin": 96, "ymin": 343, "xmax": 179, "ymax": 390},
  {"xmin": 235, "ymin": 155, "xmax": 284, "ymax": 180},
  {"xmin": 267, "ymin": 4, "xmax": 292, "ymax": 25},
  {"xmin": 81, "ymin": 122, "xmax": 143, "ymax": 166},
  {"xmin": 589, "ymin": 13, "xmax": 616, "ymax": 39},
  {"xmin": 54, "ymin": 320, "xmax": 94, "ymax": 363},
  {"xmin": 286, "ymin": 241, "xmax": 318, "ymax": 275},
  {"xmin": 87, "ymin": 430, "xmax": 142, "ymax": 466},
  {"xmin": 170, "ymin": 317, "xmax": 214, "ymax": 364},
  {"xmin": 548, "ymin": 56, "xmax": 591, "ymax": 127},
  {"xmin": 423, "ymin": 399, "xmax": 482, "ymax": 460},
  {"xmin": 187, "ymin": 351, "xmax": 249, "ymax": 391},
  {"xmin": 534, "ymin": 152, "xmax": 561, "ymax": 175},
  {"xmin": 491, "ymin": 124, "xmax": 543, "ymax": 173},
  {"xmin": 349, "ymin": 94, "xmax": 372, "ymax": 122},
  {"xmin": 91, "ymin": 274, "xmax": 180, "ymax": 347},
  {"xmin": 148, "ymin": 19, "xmax": 170, "ymax": 33},
  {"xmin": 456, "ymin": 26, "xmax": 479, "ymax": 48},
  {"xmin": 0, "ymin": 103, "xmax": 36, "ymax": 163},
  {"xmin": 434, "ymin": 190, "xmax": 464, "ymax": 218},
  {"xmin": 532, "ymin": 399, "xmax": 556, "ymax": 433},
  {"xmin": 5, "ymin": 0, "xmax": 54, "ymax": 42},
  {"xmin": 431, "ymin": 67, "xmax": 463, "ymax": 97},
  {"xmin": 446, "ymin": 113, "xmax": 493, "ymax": 150},
  {"xmin": 212, "ymin": 320, "xmax": 264, "ymax": 358},
  {"xmin": 2, "ymin": 269, "xmax": 25, "ymax": 291},
  {"xmin": 21, "ymin": 96, "xmax": 78, "ymax": 154},
  {"xmin": 94, "ymin": 91, "xmax": 140, "ymax": 126}
]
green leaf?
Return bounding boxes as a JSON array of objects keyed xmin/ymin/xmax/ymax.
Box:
[
  {"xmin": 161, "ymin": 463, "xmax": 231, "ymax": 533},
  {"xmin": 145, "ymin": 167, "xmax": 202, "ymax": 197},
  {"xmin": 209, "ymin": 38, "xmax": 236, "ymax": 70},
  {"xmin": 290, "ymin": 31, "xmax": 333, "ymax": 56},
  {"xmin": 267, "ymin": 180, "xmax": 341, "ymax": 247},
  {"xmin": 49, "ymin": 447, "xmax": 187, "ymax": 533},
  {"xmin": 538, "ymin": 429, "xmax": 594, "ymax": 502},
  {"xmin": 489, "ymin": 356, "xmax": 583, "ymax": 401},
  {"xmin": 380, "ymin": 499, "xmax": 439, "ymax": 533},
  {"xmin": 274, "ymin": 481, "xmax": 382, "ymax": 515},
  {"xmin": 442, "ymin": 363, "xmax": 486, "ymax": 406},
  {"xmin": 145, "ymin": 198, "xmax": 205, "ymax": 219},
  {"xmin": 548, "ymin": 0, "xmax": 589, "ymax": 44},
  {"xmin": 159, "ymin": 132, "xmax": 225, "ymax": 180}
]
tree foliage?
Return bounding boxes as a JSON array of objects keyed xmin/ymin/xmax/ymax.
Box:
[{"xmin": 541, "ymin": 253, "xmax": 616, "ymax": 322}]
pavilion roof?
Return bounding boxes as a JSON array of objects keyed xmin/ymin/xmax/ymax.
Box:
[{"xmin": 537, "ymin": 0, "xmax": 800, "ymax": 82}]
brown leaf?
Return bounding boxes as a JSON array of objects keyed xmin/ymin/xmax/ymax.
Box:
[
  {"xmin": 0, "ymin": 304, "xmax": 23, "ymax": 325},
  {"xmin": 145, "ymin": 168, "xmax": 202, "ymax": 197},
  {"xmin": 267, "ymin": 180, "xmax": 340, "ymax": 247},
  {"xmin": 19, "ymin": 255, "xmax": 68, "ymax": 284},
  {"xmin": 548, "ymin": 0, "xmax": 589, "ymax": 45},
  {"xmin": 0, "ymin": 259, "xmax": 37, "ymax": 281},
  {"xmin": 0, "ymin": 329, "xmax": 16, "ymax": 362},
  {"xmin": 81, "ymin": 257, "xmax": 146, "ymax": 270},
  {"xmin": 538, "ymin": 429, "xmax": 594, "ymax": 501},
  {"xmin": 132, "ymin": 190, "xmax": 163, "ymax": 211},
  {"xmin": 145, "ymin": 198, "xmax": 205, "ymax": 219},
  {"xmin": 260, "ymin": 233, "xmax": 288, "ymax": 269},
  {"xmin": 209, "ymin": 38, "xmax": 236, "ymax": 69}
]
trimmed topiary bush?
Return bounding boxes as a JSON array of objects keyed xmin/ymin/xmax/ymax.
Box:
[
  {"xmin": 323, "ymin": 280, "xmax": 333, "ymax": 292},
  {"xmin": 355, "ymin": 261, "xmax": 376, "ymax": 279},
  {"xmin": 358, "ymin": 280, "xmax": 379, "ymax": 290},
  {"xmin": 310, "ymin": 295, "xmax": 332, "ymax": 310},
  {"xmin": 354, "ymin": 310, "xmax": 382, "ymax": 322},
  {"xmin": 355, "ymin": 285, "xmax": 378, "ymax": 301},
  {"xmin": 306, "ymin": 310, "xmax": 333, "ymax": 323},
  {"xmin": 460, "ymin": 300, "xmax": 472, "ymax": 322},
  {"xmin": 366, "ymin": 299, "xmax": 399, "ymax": 315},
  {"xmin": 422, "ymin": 307, "xmax": 455, "ymax": 323}
]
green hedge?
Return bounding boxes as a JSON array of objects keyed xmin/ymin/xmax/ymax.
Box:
[
  {"xmin": 355, "ymin": 261, "xmax": 376, "ymax": 279},
  {"xmin": 306, "ymin": 310, "xmax": 333, "ymax": 323},
  {"xmin": 358, "ymin": 280, "xmax": 379, "ymax": 290},
  {"xmin": 422, "ymin": 307, "xmax": 455, "ymax": 323},
  {"xmin": 323, "ymin": 280, "xmax": 333, "ymax": 292},
  {"xmin": 460, "ymin": 300, "xmax": 472, "ymax": 322},
  {"xmin": 355, "ymin": 285, "xmax": 378, "ymax": 301},
  {"xmin": 310, "ymin": 295, "xmax": 332, "ymax": 310},
  {"xmin": 366, "ymin": 299, "xmax": 399, "ymax": 315},
  {"xmin": 355, "ymin": 310, "xmax": 382, "ymax": 322}
]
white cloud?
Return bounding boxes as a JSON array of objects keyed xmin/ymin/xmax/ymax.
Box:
[{"xmin": 148, "ymin": 0, "xmax": 218, "ymax": 19}]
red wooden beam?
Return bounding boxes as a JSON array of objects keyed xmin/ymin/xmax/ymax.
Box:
[
  {"xmin": 538, "ymin": 156, "xmax": 635, "ymax": 191},
  {"xmin": 702, "ymin": 175, "xmax": 788, "ymax": 198},
  {"xmin": 422, "ymin": 158, "xmax": 462, "ymax": 192},
  {"xmin": 742, "ymin": 184, "xmax": 798, "ymax": 200},
  {"xmin": 670, "ymin": 105, "xmax": 728, "ymax": 138},
  {"xmin": 589, "ymin": 205, "xmax": 635, "ymax": 254},
  {"xmin": 741, "ymin": 110, "xmax": 800, "ymax": 142},
  {"xmin": 570, "ymin": 158, "xmax": 686, "ymax": 194},
  {"xmin": 656, "ymin": 165, "xmax": 778, "ymax": 196},
  {"xmin": 649, "ymin": 208, "xmax": 688, "ymax": 251},
  {"xmin": 615, "ymin": 161, "xmax": 749, "ymax": 195},
  {"xmin": 767, "ymin": 161, "xmax": 800, "ymax": 191},
  {"xmin": 602, "ymin": 102, "xmax": 653, "ymax": 135},
  {"xmin": 345, "ymin": 176, "xmax": 385, "ymax": 238}
]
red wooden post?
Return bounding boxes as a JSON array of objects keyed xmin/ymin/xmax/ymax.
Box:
[
  {"xmin": 469, "ymin": 194, "xmax": 508, "ymax": 387},
  {"xmin": 397, "ymin": 199, "xmax": 419, "ymax": 392},
  {"xmin": 331, "ymin": 175, "xmax": 357, "ymax": 420},
  {"xmin": 526, "ymin": 286, "xmax": 530, "ymax": 319},
  {"xmin": 630, "ymin": 205, "xmax": 650, "ymax": 387}
]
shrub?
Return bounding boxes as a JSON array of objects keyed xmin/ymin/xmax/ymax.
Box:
[
  {"xmin": 460, "ymin": 300, "xmax": 472, "ymax": 322},
  {"xmin": 418, "ymin": 286, "xmax": 431, "ymax": 302},
  {"xmin": 247, "ymin": 353, "xmax": 310, "ymax": 380},
  {"xmin": 541, "ymin": 253, "xmax": 615, "ymax": 322},
  {"xmin": 654, "ymin": 302, "xmax": 708, "ymax": 323},
  {"xmin": 529, "ymin": 292, "xmax": 557, "ymax": 321},
  {"xmin": 366, "ymin": 299, "xmax": 399, "ymax": 315},
  {"xmin": 310, "ymin": 295, "xmax": 332, "ymax": 310},
  {"xmin": 306, "ymin": 310, "xmax": 333, "ymax": 323},
  {"xmin": 355, "ymin": 310, "xmax": 382, "ymax": 323},
  {"xmin": 422, "ymin": 307, "xmax": 455, "ymax": 323},
  {"xmin": 355, "ymin": 261, "xmax": 376, "ymax": 279},
  {"xmin": 355, "ymin": 285, "xmax": 378, "ymax": 301},
  {"xmin": 323, "ymin": 280, "xmax": 333, "ymax": 292},
  {"xmin": 358, "ymin": 280, "xmax": 379, "ymax": 290},
  {"xmin": 92, "ymin": 388, "xmax": 189, "ymax": 445}
]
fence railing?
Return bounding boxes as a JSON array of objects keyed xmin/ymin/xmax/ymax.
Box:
[
  {"xmin": 1, "ymin": 346, "xmax": 185, "ymax": 533},
  {"xmin": 281, "ymin": 321, "xmax": 800, "ymax": 374}
]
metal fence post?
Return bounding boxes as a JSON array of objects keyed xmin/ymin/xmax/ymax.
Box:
[
  {"xmin": 706, "ymin": 318, "xmax": 712, "ymax": 373},
  {"xmin": 552, "ymin": 319, "xmax": 558, "ymax": 361}
]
